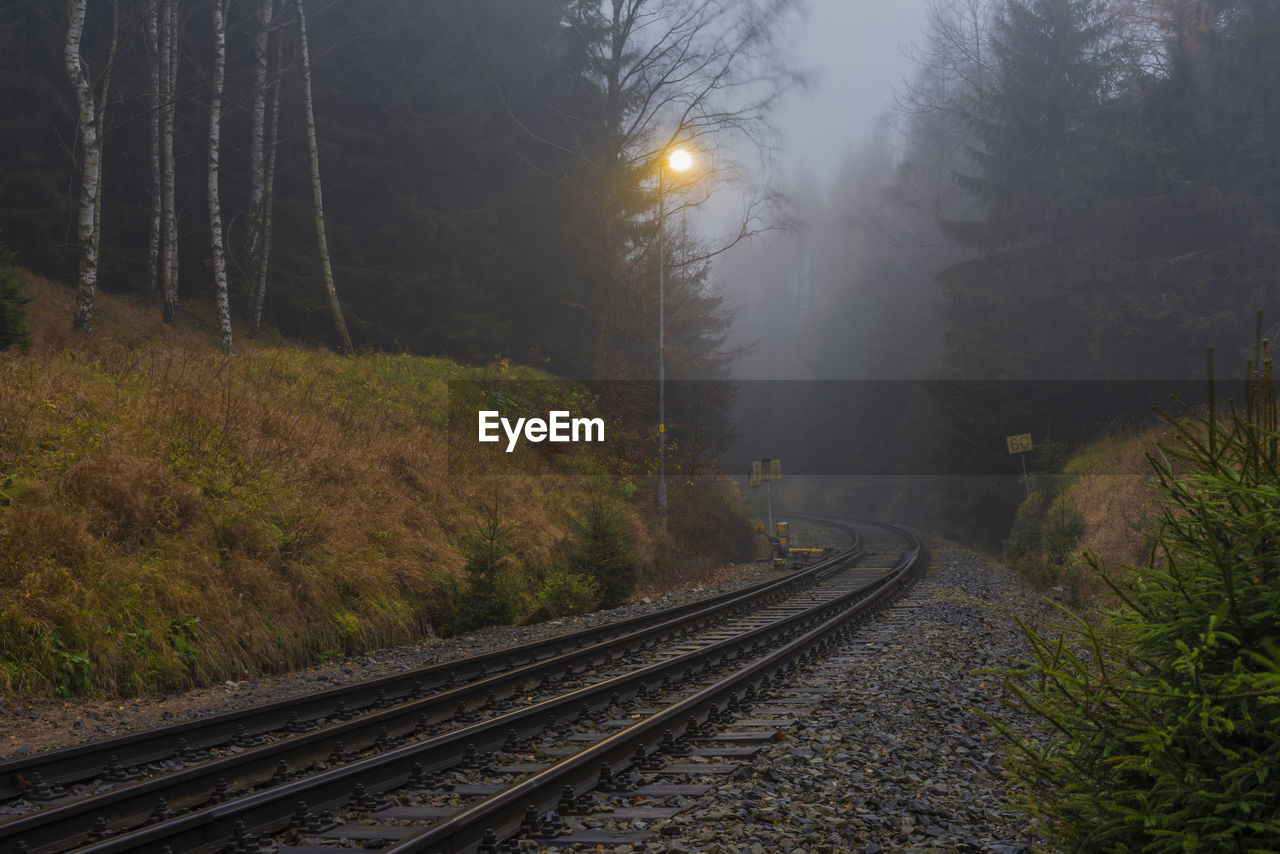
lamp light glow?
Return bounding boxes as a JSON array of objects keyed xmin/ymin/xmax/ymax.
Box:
[{"xmin": 668, "ymin": 148, "xmax": 693, "ymax": 172}]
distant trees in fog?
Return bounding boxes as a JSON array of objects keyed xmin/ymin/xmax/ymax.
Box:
[{"xmin": 729, "ymin": 0, "xmax": 1280, "ymax": 541}]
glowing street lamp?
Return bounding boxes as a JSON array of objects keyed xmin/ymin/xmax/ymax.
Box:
[
  {"xmin": 658, "ymin": 147, "xmax": 693, "ymax": 531},
  {"xmin": 668, "ymin": 148, "xmax": 693, "ymax": 173}
]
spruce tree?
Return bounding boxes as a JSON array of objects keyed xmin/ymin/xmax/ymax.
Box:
[
  {"xmin": 996, "ymin": 343, "xmax": 1280, "ymax": 851},
  {"xmin": 568, "ymin": 501, "xmax": 637, "ymax": 609},
  {"xmin": 937, "ymin": 0, "xmax": 1119, "ymax": 380},
  {"xmin": 929, "ymin": 0, "xmax": 1122, "ymax": 545}
]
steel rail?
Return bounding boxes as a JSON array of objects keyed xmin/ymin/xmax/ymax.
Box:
[
  {"xmin": 388, "ymin": 518, "xmax": 924, "ymax": 853},
  {"xmin": 57, "ymin": 519, "xmax": 917, "ymax": 854},
  {"xmin": 0, "ymin": 528, "xmax": 855, "ymax": 805},
  {"xmin": 3, "ymin": 527, "xmax": 863, "ymax": 852}
]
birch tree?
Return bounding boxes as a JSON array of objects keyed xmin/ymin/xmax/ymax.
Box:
[
  {"xmin": 208, "ymin": 0, "xmax": 233, "ymax": 353},
  {"xmin": 145, "ymin": 0, "xmax": 162, "ymax": 300},
  {"xmin": 899, "ymin": 0, "xmax": 997, "ymax": 123},
  {"xmin": 293, "ymin": 0, "xmax": 353, "ymax": 354},
  {"xmin": 583, "ymin": 0, "xmax": 804, "ymax": 172},
  {"xmin": 161, "ymin": 0, "xmax": 180, "ymax": 323},
  {"xmin": 92, "ymin": 0, "xmax": 119, "ymax": 295},
  {"xmin": 246, "ymin": 0, "xmax": 274, "ymax": 276},
  {"xmin": 64, "ymin": 0, "xmax": 102, "ymax": 333},
  {"xmin": 249, "ymin": 0, "xmax": 282, "ymax": 337},
  {"xmin": 251, "ymin": 34, "xmax": 283, "ymax": 337}
]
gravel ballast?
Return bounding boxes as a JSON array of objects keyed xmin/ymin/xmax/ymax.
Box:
[{"xmin": 570, "ymin": 542, "xmax": 1054, "ymax": 853}]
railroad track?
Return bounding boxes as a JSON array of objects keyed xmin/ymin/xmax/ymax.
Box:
[{"xmin": 2, "ymin": 516, "xmax": 922, "ymax": 853}]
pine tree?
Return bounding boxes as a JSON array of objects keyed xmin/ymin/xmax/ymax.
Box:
[
  {"xmin": 557, "ymin": 0, "xmax": 804, "ymax": 377},
  {"xmin": 936, "ymin": 0, "xmax": 1120, "ymax": 380},
  {"xmin": 927, "ymin": 0, "xmax": 1123, "ymax": 545},
  {"xmin": 568, "ymin": 501, "xmax": 637, "ymax": 608}
]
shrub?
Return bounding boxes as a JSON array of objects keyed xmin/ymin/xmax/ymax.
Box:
[
  {"xmin": 568, "ymin": 500, "xmax": 637, "ymax": 608},
  {"xmin": 0, "ymin": 249, "xmax": 31, "ymax": 351},
  {"xmin": 1041, "ymin": 497, "xmax": 1084, "ymax": 567},
  {"xmin": 444, "ymin": 511, "xmax": 522, "ymax": 635},
  {"xmin": 537, "ymin": 566, "xmax": 601, "ymax": 616},
  {"xmin": 995, "ymin": 349, "xmax": 1280, "ymax": 852},
  {"xmin": 667, "ymin": 479, "xmax": 755, "ymax": 564},
  {"xmin": 1004, "ymin": 490, "xmax": 1050, "ymax": 583},
  {"xmin": 1005, "ymin": 478, "xmax": 1088, "ymax": 598}
]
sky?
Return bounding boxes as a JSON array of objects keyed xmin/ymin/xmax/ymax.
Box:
[
  {"xmin": 773, "ymin": 0, "xmax": 933, "ymax": 182},
  {"xmin": 704, "ymin": 0, "xmax": 936, "ymax": 380},
  {"xmin": 699, "ymin": 0, "xmax": 934, "ymax": 237}
]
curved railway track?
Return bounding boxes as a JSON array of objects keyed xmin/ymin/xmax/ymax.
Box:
[{"xmin": 1, "ymin": 515, "xmax": 923, "ymax": 854}]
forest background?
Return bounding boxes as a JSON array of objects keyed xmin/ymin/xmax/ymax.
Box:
[{"xmin": 4, "ymin": 0, "xmax": 1280, "ymax": 545}]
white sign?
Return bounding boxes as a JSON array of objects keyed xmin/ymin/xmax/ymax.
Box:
[
  {"xmin": 1006, "ymin": 433, "xmax": 1033, "ymax": 454},
  {"xmin": 754, "ymin": 458, "xmax": 781, "ymax": 481}
]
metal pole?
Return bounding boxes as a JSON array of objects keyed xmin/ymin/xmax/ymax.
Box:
[
  {"xmin": 766, "ymin": 480, "xmax": 772, "ymax": 533},
  {"xmin": 658, "ymin": 163, "xmax": 667, "ymax": 532},
  {"xmin": 1020, "ymin": 451, "xmax": 1029, "ymax": 498}
]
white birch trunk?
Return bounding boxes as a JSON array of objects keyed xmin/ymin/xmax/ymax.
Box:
[
  {"xmin": 145, "ymin": 0, "xmax": 161, "ymax": 299},
  {"xmin": 92, "ymin": 0, "xmax": 119, "ymax": 288},
  {"xmin": 65, "ymin": 0, "xmax": 100, "ymax": 334},
  {"xmin": 246, "ymin": 0, "xmax": 273, "ymax": 274},
  {"xmin": 294, "ymin": 0, "xmax": 353, "ymax": 354},
  {"xmin": 250, "ymin": 4, "xmax": 282, "ymax": 338},
  {"xmin": 161, "ymin": 0, "xmax": 180, "ymax": 323},
  {"xmin": 209, "ymin": 0, "xmax": 234, "ymax": 354}
]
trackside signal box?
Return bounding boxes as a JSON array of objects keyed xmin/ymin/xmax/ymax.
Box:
[{"xmin": 773, "ymin": 521, "xmax": 789, "ymax": 567}]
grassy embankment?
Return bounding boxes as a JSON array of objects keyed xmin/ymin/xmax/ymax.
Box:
[
  {"xmin": 0, "ymin": 272, "xmax": 752, "ymax": 697},
  {"xmin": 1004, "ymin": 425, "xmax": 1170, "ymax": 608}
]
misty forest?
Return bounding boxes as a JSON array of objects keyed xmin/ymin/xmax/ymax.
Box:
[
  {"xmin": 5, "ymin": 0, "xmax": 1278, "ymax": 544},
  {"xmin": 2, "ymin": 0, "xmax": 1280, "ymax": 639}
]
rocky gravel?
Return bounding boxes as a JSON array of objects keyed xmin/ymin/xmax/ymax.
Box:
[
  {"xmin": 0, "ymin": 562, "xmax": 781, "ymax": 760},
  {"xmin": 549, "ymin": 541, "xmax": 1056, "ymax": 853}
]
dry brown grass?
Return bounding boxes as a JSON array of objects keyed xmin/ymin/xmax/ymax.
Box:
[
  {"xmin": 1020, "ymin": 424, "xmax": 1178, "ymax": 608},
  {"xmin": 1063, "ymin": 440, "xmax": 1161, "ymax": 568},
  {"xmin": 0, "ymin": 273, "xmax": 738, "ymax": 697}
]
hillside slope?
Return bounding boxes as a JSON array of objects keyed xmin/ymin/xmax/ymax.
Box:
[
  {"xmin": 0, "ymin": 274, "xmax": 751, "ymax": 696},
  {"xmin": 1006, "ymin": 421, "xmax": 1184, "ymax": 606}
]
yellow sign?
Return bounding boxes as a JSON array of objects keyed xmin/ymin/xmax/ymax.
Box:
[
  {"xmin": 1006, "ymin": 433, "xmax": 1033, "ymax": 454},
  {"xmin": 756, "ymin": 458, "xmax": 781, "ymax": 481}
]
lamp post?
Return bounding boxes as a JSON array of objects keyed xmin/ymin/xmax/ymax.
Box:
[{"xmin": 658, "ymin": 147, "xmax": 692, "ymax": 532}]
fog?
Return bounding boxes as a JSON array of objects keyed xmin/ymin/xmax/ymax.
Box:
[
  {"xmin": 711, "ymin": 0, "xmax": 1280, "ymax": 533},
  {"xmin": 773, "ymin": 0, "xmax": 932, "ymax": 181},
  {"xmin": 8, "ymin": 0, "xmax": 1277, "ymax": 540},
  {"xmin": 708, "ymin": 0, "xmax": 937, "ymax": 383}
]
